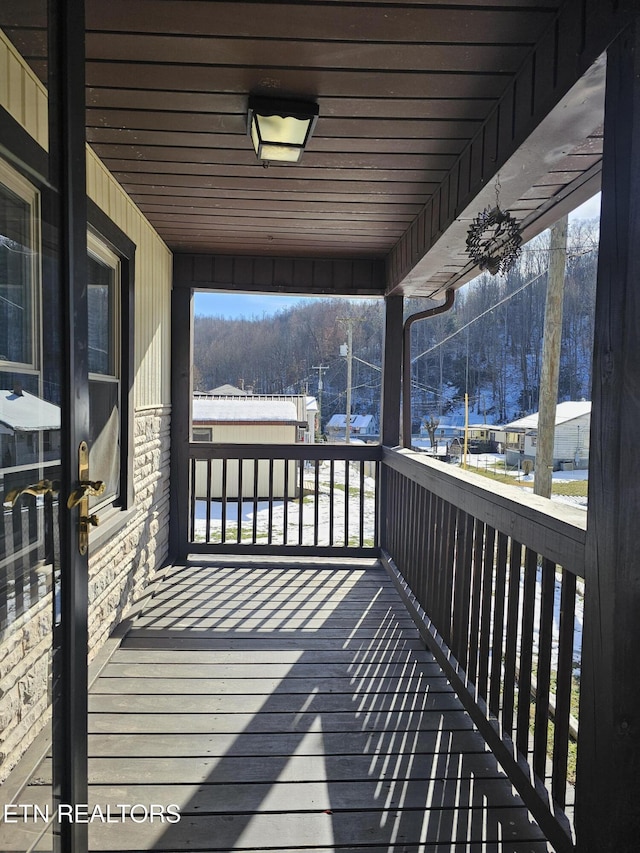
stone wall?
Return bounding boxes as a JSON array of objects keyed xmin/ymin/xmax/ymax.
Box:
[
  {"xmin": 0, "ymin": 408, "xmax": 170, "ymax": 783},
  {"xmin": 88, "ymin": 408, "xmax": 171, "ymax": 654}
]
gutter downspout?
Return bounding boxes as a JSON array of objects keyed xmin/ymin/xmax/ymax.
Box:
[{"xmin": 402, "ymin": 288, "xmax": 456, "ymax": 448}]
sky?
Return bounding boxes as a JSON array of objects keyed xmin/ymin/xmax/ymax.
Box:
[{"xmin": 194, "ymin": 192, "xmax": 602, "ymax": 319}]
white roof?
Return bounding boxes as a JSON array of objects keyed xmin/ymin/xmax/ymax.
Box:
[
  {"xmin": 504, "ymin": 401, "xmax": 591, "ymax": 431},
  {"xmin": 0, "ymin": 390, "xmax": 61, "ymax": 432},
  {"xmin": 193, "ymin": 398, "xmax": 299, "ymax": 423},
  {"xmin": 306, "ymin": 396, "xmax": 318, "ymax": 412}
]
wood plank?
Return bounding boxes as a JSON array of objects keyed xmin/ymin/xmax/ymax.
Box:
[
  {"xmin": 99, "ymin": 661, "xmax": 444, "ymax": 679},
  {"xmin": 41, "ymin": 751, "xmax": 521, "ymax": 785},
  {"xmin": 25, "ymin": 776, "xmax": 541, "ymax": 814},
  {"xmin": 109, "ymin": 648, "xmax": 434, "ymax": 665},
  {"xmin": 87, "ymin": 690, "xmax": 461, "ymax": 714},
  {"xmin": 89, "ymin": 709, "xmax": 474, "ymax": 735},
  {"xmin": 121, "ymin": 636, "xmax": 428, "ymax": 651},
  {"xmin": 130, "ymin": 615, "xmax": 418, "ymax": 630},
  {"xmin": 91, "ymin": 674, "xmax": 452, "ymax": 695},
  {"xmin": 87, "ymin": 728, "xmax": 483, "ymax": 757}
]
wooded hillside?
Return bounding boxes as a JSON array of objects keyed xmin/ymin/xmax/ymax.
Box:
[{"xmin": 193, "ymin": 219, "xmax": 599, "ymax": 431}]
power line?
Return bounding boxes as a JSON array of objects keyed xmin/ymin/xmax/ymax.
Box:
[{"xmin": 411, "ymin": 267, "xmax": 549, "ymax": 364}]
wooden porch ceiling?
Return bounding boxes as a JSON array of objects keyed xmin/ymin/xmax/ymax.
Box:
[{"xmin": 2, "ymin": 0, "xmax": 631, "ymax": 297}]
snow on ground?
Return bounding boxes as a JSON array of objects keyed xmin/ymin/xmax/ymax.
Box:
[{"xmin": 194, "ymin": 460, "xmax": 376, "ymax": 547}]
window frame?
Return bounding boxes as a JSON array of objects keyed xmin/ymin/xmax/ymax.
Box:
[
  {"xmin": 87, "ymin": 200, "xmax": 135, "ymax": 513},
  {"xmin": 0, "ymin": 156, "xmax": 41, "ymax": 375}
]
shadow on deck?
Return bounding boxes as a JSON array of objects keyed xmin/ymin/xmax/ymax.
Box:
[{"xmin": 24, "ymin": 558, "xmax": 553, "ymax": 852}]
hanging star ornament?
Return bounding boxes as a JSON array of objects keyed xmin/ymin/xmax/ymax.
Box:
[{"xmin": 465, "ymin": 206, "xmax": 522, "ymax": 275}]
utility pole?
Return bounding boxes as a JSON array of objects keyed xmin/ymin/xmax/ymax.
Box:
[
  {"xmin": 534, "ymin": 214, "xmax": 568, "ymax": 498},
  {"xmin": 312, "ymin": 364, "xmax": 328, "ymax": 437},
  {"xmin": 338, "ymin": 318, "xmax": 358, "ymax": 445}
]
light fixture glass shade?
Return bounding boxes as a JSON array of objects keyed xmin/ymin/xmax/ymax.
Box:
[{"xmin": 248, "ymin": 96, "xmax": 319, "ymax": 164}]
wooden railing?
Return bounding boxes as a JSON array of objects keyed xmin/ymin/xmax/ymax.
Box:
[
  {"xmin": 0, "ymin": 492, "xmax": 55, "ymax": 634},
  {"xmin": 187, "ymin": 443, "xmax": 380, "ymax": 556},
  {"xmin": 381, "ymin": 448, "xmax": 585, "ymax": 853}
]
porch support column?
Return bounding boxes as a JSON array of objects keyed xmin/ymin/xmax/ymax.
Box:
[
  {"xmin": 576, "ymin": 18, "xmax": 640, "ymax": 851},
  {"xmin": 169, "ymin": 285, "xmax": 193, "ymax": 560},
  {"xmin": 381, "ymin": 295, "xmax": 403, "ymax": 448},
  {"xmin": 379, "ymin": 295, "xmax": 403, "ymax": 551}
]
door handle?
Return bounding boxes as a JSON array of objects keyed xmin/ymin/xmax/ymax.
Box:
[
  {"xmin": 66, "ymin": 480, "xmax": 106, "ymax": 509},
  {"xmin": 3, "ymin": 479, "xmax": 59, "ymax": 508},
  {"xmin": 70, "ymin": 441, "xmax": 105, "ymax": 555}
]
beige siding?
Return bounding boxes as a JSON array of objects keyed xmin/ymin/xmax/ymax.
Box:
[
  {"xmin": 0, "ymin": 30, "xmax": 48, "ymax": 149},
  {"xmin": 86, "ymin": 153, "xmax": 172, "ymax": 409}
]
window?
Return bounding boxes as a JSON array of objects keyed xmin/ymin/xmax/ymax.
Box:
[
  {"xmin": 86, "ymin": 201, "xmax": 136, "ymax": 515},
  {"xmin": 0, "ymin": 158, "xmax": 39, "ymax": 370},
  {"xmin": 87, "ymin": 232, "xmax": 121, "ymax": 508},
  {"xmin": 193, "ymin": 427, "xmax": 213, "ymax": 442}
]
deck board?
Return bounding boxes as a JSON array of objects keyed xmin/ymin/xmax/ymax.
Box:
[{"xmin": 25, "ymin": 560, "xmax": 553, "ymax": 851}]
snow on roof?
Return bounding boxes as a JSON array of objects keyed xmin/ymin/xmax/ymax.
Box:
[
  {"xmin": 504, "ymin": 401, "xmax": 591, "ymax": 431},
  {"xmin": 306, "ymin": 396, "xmax": 318, "ymax": 412},
  {"xmin": 327, "ymin": 413, "xmax": 376, "ymax": 429},
  {"xmin": 0, "ymin": 390, "xmax": 61, "ymax": 431},
  {"xmin": 193, "ymin": 398, "xmax": 299, "ymax": 423}
]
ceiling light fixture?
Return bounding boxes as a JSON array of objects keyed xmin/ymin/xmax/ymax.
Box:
[{"xmin": 247, "ymin": 95, "xmax": 319, "ymax": 165}]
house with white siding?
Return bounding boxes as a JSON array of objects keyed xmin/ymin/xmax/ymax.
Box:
[{"xmin": 504, "ymin": 401, "xmax": 591, "ymax": 470}]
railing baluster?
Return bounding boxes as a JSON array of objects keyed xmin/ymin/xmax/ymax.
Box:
[
  {"xmin": 237, "ymin": 459, "xmax": 243, "ymax": 544},
  {"xmin": 359, "ymin": 461, "xmax": 365, "ymax": 548},
  {"xmin": 283, "ymin": 458, "xmax": 289, "ymax": 545},
  {"xmin": 503, "ymin": 539, "xmax": 523, "ymax": 738},
  {"xmin": 467, "ymin": 518, "xmax": 485, "ymax": 687},
  {"xmin": 189, "ymin": 457, "xmax": 196, "ymax": 543},
  {"xmin": 417, "ymin": 486, "xmax": 428, "ymax": 610},
  {"xmin": 267, "ymin": 458, "xmax": 274, "ymax": 546},
  {"xmin": 534, "ymin": 557, "xmax": 556, "ymax": 779},
  {"xmin": 298, "ymin": 457, "xmax": 304, "ymax": 545},
  {"xmin": 442, "ymin": 500, "xmax": 457, "ymax": 648},
  {"xmin": 452, "ymin": 510, "xmax": 474, "ymax": 669},
  {"xmin": 553, "ymin": 570, "xmax": 577, "ymax": 808},
  {"xmin": 252, "ymin": 458, "xmax": 259, "ymax": 544},
  {"xmin": 489, "ymin": 531, "xmax": 509, "ymax": 718},
  {"xmin": 329, "ymin": 458, "xmax": 335, "ymax": 547},
  {"xmin": 314, "ymin": 459, "xmax": 320, "ymax": 547},
  {"xmin": 343, "ymin": 458, "xmax": 350, "ymax": 548},
  {"xmin": 517, "ymin": 547, "xmax": 538, "ymax": 757},
  {"xmin": 205, "ymin": 459, "xmax": 212, "ymax": 544},
  {"xmin": 477, "ymin": 525, "xmax": 496, "ymax": 702},
  {"xmin": 221, "ymin": 458, "xmax": 227, "ymax": 544}
]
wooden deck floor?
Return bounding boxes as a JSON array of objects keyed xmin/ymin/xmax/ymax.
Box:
[{"xmin": 27, "ymin": 559, "xmax": 552, "ymax": 852}]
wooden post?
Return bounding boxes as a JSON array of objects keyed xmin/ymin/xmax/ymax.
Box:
[
  {"xmin": 379, "ymin": 296, "xmax": 403, "ymax": 552},
  {"xmin": 576, "ymin": 19, "xmax": 640, "ymax": 852},
  {"xmin": 381, "ymin": 296, "xmax": 403, "ymax": 447},
  {"xmin": 169, "ymin": 284, "xmax": 194, "ymax": 560},
  {"xmin": 534, "ymin": 215, "xmax": 568, "ymax": 498}
]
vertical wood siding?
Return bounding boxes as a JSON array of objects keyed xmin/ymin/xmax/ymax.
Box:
[
  {"xmin": 86, "ymin": 153, "xmax": 172, "ymax": 409},
  {"xmin": 0, "ymin": 30, "xmax": 48, "ymax": 149}
]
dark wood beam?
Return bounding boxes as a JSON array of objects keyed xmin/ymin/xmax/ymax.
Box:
[
  {"xmin": 576, "ymin": 16, "xmax": 640, "ymax": 851},
  {"xmin": 386, "ymin": 0, "xmax": 636, "ymax": 297},
  {"xmin": 173, "ymin": 254, "xmax": 386, "ymax": 296}
]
